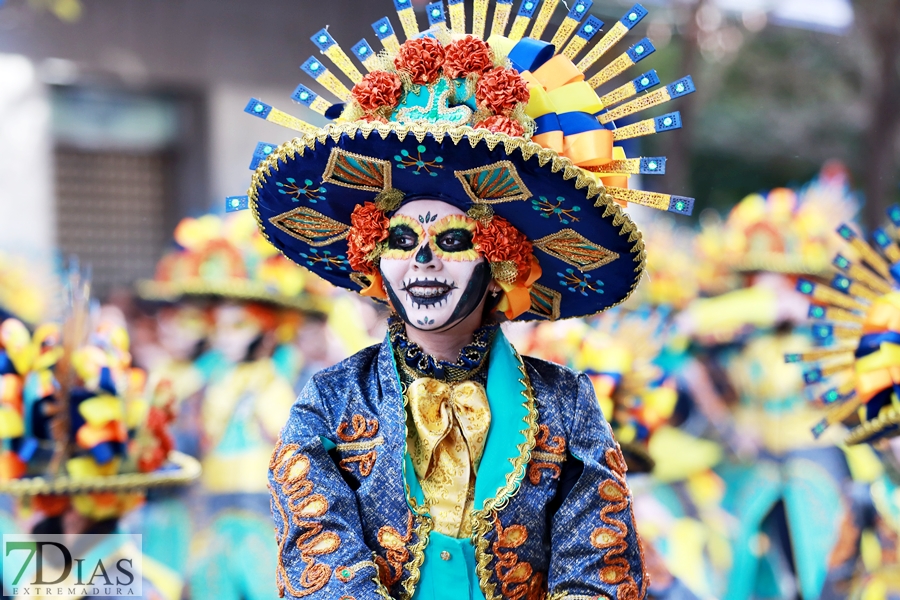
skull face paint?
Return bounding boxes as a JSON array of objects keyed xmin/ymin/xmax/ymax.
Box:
[{"xmin": 379, "ymin": 200, "xmax": 490, "ymax": 331}]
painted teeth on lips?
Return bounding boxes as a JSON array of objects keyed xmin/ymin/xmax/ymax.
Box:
[{"xmin": 402, "ymin": 278, "xmax": 455, "ymax": 297}]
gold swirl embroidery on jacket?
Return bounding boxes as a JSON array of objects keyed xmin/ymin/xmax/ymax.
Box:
[
  {"xmin": 375, "ymin": 511, "xmax": 414, "ymax": 588},
  {"xmin": 590, "ymin": 446, "xmax": 645, "ymax": 600},
  {"xmin": 336, "ymin": 414, "xmax": 384, "ymax": 477},
  {"xmin": 527, "ymin": 424, "xmax": 566, "ymax": 485},
  {"xmin": 491, "ymin": 517, "xmax": 546, "ymax": 600},
  {"xmin": 270, "ymin": 441, "xmax": 341, "ymax": 597}
]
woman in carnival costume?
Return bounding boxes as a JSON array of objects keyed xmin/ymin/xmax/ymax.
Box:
[
  {"xmin": 232, "ymin": 0, "xmax": 698, "ymax": 597},
  {"xmin": 138, "ymin": 211, "xmax": 328, "ymax": 600},
  {"xmin": 678, "ymin": 163, "xmax": 860, "ymax": 600},
  {"xmin": 787, "ymin": 200, "xmax": 900, "ymax": 599},
  {"xmin": 0, "ymin": 268, "xmax": 200, "ymax": 600}
]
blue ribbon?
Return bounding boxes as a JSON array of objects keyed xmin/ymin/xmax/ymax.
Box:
[
  {"xmin": 558, "ymin": 111, "xmax": 604, "ymax": 136},
  {"xmin": 855, "ymin": 331, "xmax": 900, "ymax": 358},
  {"xmin": 507, "ymin": 38, "xmax": 555, "ymax": 73}
]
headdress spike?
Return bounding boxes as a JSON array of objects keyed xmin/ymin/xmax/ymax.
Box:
[
  {"xmin": 351, "ymin": 39, "xmax": 382, "ymax": 72},
  {"xmin": 472, "ymin": 0, "xmax": 490, "ymax": 37},
  {"xmin": 599, "ymin": 70, "xmax": 659, "ymax": 108},
  {"xmin": 301, "ymin": 57, "xmax": 352, "ymax": 101},
  {"xmin": 291, "ymin": 84, "xmax": 334, "ymax": 116},
  {"xmin": 448, "ymin": 0, "xmax": 467, "ymax": 34},
  {"xmin": 587, "ymin": 37, "xmax": 655, "ymax": 89},
  {"xmin": 490, "ymin": 0, "xmax": 515, "ymax": 37},
  {"xmin": 598, "ymin": 76, "xmax": 695, "ymax": 125},
  {"xmin": 603, "ymin": 186, "xmax": 693, "ymax": 216},
  {"xmin": 612, "ymin": 111, "xmax": 682, "ymax": 142},
  {"xmin": 508, "ymin": 0, "xmax": 539, "ymax": 41},
  {"xmin": 393, "ymin": 0, "xmax": 420, "ymax": 40},
  {"xmin": 561, "ymin": 14, "xmax": 603, "ymax": 60},
  {"xmin": 426, "ymin": 2, "xmax": 449, "ymax": 33},
  {"xmin": 244, "ymin": 98, "xmax": 319, "ymax": 135},
  {"xmin": 529, "ymin": 0, "xmax": 560, "ymax": 40},
  {"xmin": 372, "ymin": 17, "xmax": 402, "ymax": 54},
  {"xmin": 311, "ymin": 29, "xmax": 364, "ymax": 84},
  {"xmin": 226, "ymin": 196, "xmax": 250, "ymax": 213},
  {"xmin": 549, "ymin": 0, "xmax": 592, "ymax": 49},
  {"xmin": 576, "ymin": 3, "xmax": 647, "ymax": 72}
]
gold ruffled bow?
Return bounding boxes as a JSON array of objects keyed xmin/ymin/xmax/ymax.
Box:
[{"xmin": 407, "ymin": 378, "xmax": 491, "ymax": 538}]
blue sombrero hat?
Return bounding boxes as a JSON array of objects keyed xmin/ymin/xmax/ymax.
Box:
[{"xmin": 229, "ymin": 0, "xmax": 695, "ymax": 321}]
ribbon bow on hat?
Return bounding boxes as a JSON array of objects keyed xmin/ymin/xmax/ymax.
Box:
[{"xmin": 406, "ymin": 378, "xmax": 490, "ymax": 535}]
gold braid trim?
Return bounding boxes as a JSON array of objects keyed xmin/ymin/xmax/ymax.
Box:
[
  {"xmin": 470, "ymin": 349, "xmax": 539, "ymax": 600},
  {"xmin": 247, "ymin": 122, "xmax": 647, "ymax": 319},
  {"xmin": 398, "ymin": 513, "xmax": 434, "ymax": 600}
]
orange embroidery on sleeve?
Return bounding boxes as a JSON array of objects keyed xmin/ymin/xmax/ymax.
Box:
[
  {"xmin": 527, "ymin": 424, "xmax": 566, "ymax": 485},
  {"xmin": 336, "ymin": 414, "xmax": 383, "ymax": 478},
  {"xmin": 491, "ymin": 518, "xmax": 545, "ymax": 600},
  {"xmin": 270, "ymin": 441, "xmax": 342, "ymax": 598},
  {"xmin": 375, "ymin": 510, "xmax": 414, "ymax": 587},
  {"xmin": 590, "ymin": 446, "xmax": 646, "ymax": 600}
]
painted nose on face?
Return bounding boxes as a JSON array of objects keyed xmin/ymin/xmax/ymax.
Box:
[{"xmin": 414, "ymin": 243, "xmax": 436, "ymax": 267}]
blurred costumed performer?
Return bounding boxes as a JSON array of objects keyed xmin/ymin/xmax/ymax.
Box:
[
  {"xmin": 787, "ymin": 201, "xmax": 900, "ymax": 599},
  {"xmin": 228, "ymin": 0, "xmax": 699, "ymax": 597},
  {"xmin": 0, "ymin": 267, "xmax": 200, "ymax": 600},
  {"xmin": 139, "ymin": 211, "xmax": 324, "ymax": 600},
  {"xmin": 679, "ymin": 163, "xmax": 859, "ymax": 600}
]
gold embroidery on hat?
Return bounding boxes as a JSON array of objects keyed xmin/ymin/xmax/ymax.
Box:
[
  {"xmin": 527, "ymin": 284, "xmax": 562, "ymax": 321},
  {"xmin": 454, "ymin": 161, "xmax": 532, "ymax": 205},
  {"xmin": 534, "ymin": 229, "xmax": 619, "ymax": 271},
  {"xmin": 269, "ymin": 206, "xmax": 350, "ymax": 247},
  {"xmin": 323, "ymin": 147, "xmax": 392, "ymax": 192}
]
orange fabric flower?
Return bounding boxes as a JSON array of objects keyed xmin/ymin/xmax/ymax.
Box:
[
  {"xmin": 474, "ymin": 115, "xmax": 525, "ymax": 137},
  {"xmin": 347, "ymin": 202, "xmax": 390, "ymax": 274},
  {"xmin": 474, "ymin": 215, "xmax": 534, "ymax": 279},
  {"xmin": 476, "ymin": 67, "xmax": 530, "ymax": 114},
  {"xmin": 394, "ymin": 37, "xmax": 445, "ymax": 85},
  {"xmin": 443, "ymin": 36, "xmax": 493, "ymax": 79},
  {"xmin": 352, "ymin": 70, "xmax": 403, "ymax": 112}
]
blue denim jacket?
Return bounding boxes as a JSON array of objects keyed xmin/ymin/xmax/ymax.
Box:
[{"xmin": 269, "ymin": 331, "xmax": 647, "ymax": 599}]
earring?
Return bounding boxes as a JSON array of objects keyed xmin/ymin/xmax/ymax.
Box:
[{"xmin": 491, "ymin": 290, "xmax": 499, "ymax": 298}]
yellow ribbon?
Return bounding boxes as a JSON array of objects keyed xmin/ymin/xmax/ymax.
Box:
[
  {"xmin": 407, "ymin": 377, "xmax": 490, "ymax": 537},
  {"xmin": 855, "ymin": 293, "xmax": 900, "ymax": 403}
]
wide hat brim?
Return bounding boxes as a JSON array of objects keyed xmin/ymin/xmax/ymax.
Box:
[
  {"xmin": 136, "ymin": 279, "xmax": 326, "ymax": 314},
  {"xmin": 250, "ymin": 123, "xmax": 645, "ymax": 322},
  {"xmin": 0, "ymin": 451, "xmax": 201, "ymax": 497}
]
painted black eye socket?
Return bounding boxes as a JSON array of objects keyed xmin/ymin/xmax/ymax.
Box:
[
  {"xmin": 388, "ymin": 225, "xmax": 419, "ymax": 250},
  {"xmin": 436, "ymin": 228, "xmax": 474, "ymax": 253}
]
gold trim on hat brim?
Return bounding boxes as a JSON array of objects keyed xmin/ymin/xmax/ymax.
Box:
[
  {"xmin": 136, "ymin": 279, "xmax": 327, "ymax": 314},
  {"xmin": 0, "ymin": 451, "xmax": 201, "ymax": 497},
  {"xmin": 846, "ymin": 407, "xmax": 900, "ymax": 446}
]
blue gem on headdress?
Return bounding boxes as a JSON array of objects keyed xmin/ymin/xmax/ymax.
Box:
[
  {"xmin": 667, "ymin": 75, "xmax": 695, "ymax": 98},
  {"xmin": 836, "ymin": 224, "xmax": 855, "ymax": 240},
  {"xmin": 250, "ymin": 141, "xmax": 277, "ymax": 169},
  {"xmin": 808, "ymin": 305, "xmax": 826, "ymax": 319},
  {"xmin": 811, "ymin": 421, "xmax": 827, "ymax": 438},
  {"xmin": 301, "ymin": 57, "xmax": 326, "ymax": 78},
  {"xmin": 626, "ymin": 38, "xmax": 655, "ymax": 62},
  {"xmin": 426, "ymin": 1, "xmax": 446, "ymax": 26},
  {"xmin": 577, "ymin": 16, "xmax": 604, "ymax": 39},
  {"xmin": 833, "ymin": 254, "xmax": 850, "ymax": 270},
  {"xmin": 831, "ymin": 274, "xmax": 851, "ymax": 292},
  {"xmin": 633, "ymin": 70, "xmax": 660, "ymax": 92},
  {"xmin": 785, "ymin": 353, "xmax": 802, "ymax": 363},
  {"xmin": 244, "ymin": 98, "xmax": 272, "ymax": 119},
  {"xmin": 796, "ymin": 279, "xmax": 815, "ymax": 295},
  {"xmin": 568, "ymin": 0, "xmax": 593, "ymax": 18},
  {"xmin": 621, "ymin": 3, "xmax": 648, "ymax": 29},
  {"xmin": 888, "ymin": 204, "xmax": 900, "ymax": 226},
  {"xmin": 226, "ymin": 196, "xmax": 250, "ymax": 213},
  {"xmin": 822, "ymin": 388, "xmax": 841, "ymax": 404},
  {"xmin": 394, "ymin": 0, "xmax": 410, "ymax": 7},
  {"xmin": 373, "ymin": 17, "xmax": 395, "ymax": 39},
  {"xmin": 518, "ymin": 0, "xmax": 538, "ymax": 17},
  {"xmin": 803, "ymin": 368, "xmax": 822, "ymax": 384},
  {"xmin": 874, "ymin": 228, "xmax": 891, "ymax": 248},
  {"xmin": 448, "ymin": 0, "xmax": 466, "ymax": 4},
  {"xmin": 352, "ymin": 39, "xmax": 375, "ymax": 59},
  {"xmin": 311, "ymin": 28, "xmax": 337, "ymax": 51},
  {"xmin": 667, "ymin": 196, "xmax": 693, "ymax": 216},
  {"xmin": 291, "ymin": 84, "xmax": 319, "ymax": 107},
  {"xmin": 812, "ymin": 324, "xmax": 833, "ymax": 340},
  {"xmin": 640, "ymin": 157, "xmax": 666, "ymax": 174},
  {"xmin": 655, "ymin": 111, "xmax": 681, "ymax": 131}
]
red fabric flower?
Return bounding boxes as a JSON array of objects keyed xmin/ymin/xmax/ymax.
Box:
[
  {"xmin": 394, "ymin": 37, "xmax": 445, "ymax": 85},
  {"xmin": 352, "ymin": 70, "xmax": 403, "ymax": 112},
  {"xmin": 347, "ymin": 202, "xmax": 389, "ymax": 274},
  {"xmin": 474, "ymin": 115, "xmax": 525, "ymax": 137},
  {"xmin": 474, "ymin": 215, "xmax": 534, "ymax": 279},
  {"xmin": 443, "ymin": 36, "xmax": 493, "ymax": 79},
  {"xmin": 476, "ymin": 67, "xmax": 530, "ymax": 115}
]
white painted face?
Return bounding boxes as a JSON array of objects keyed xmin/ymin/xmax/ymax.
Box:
[
  {"xmin": 379, "ymin": 199, "xmax": 490, "ymax": 331},
  {"xmin": 210, "ymin": 302, "xmax": 264, "ymax": 363},
  {"xmin": 157, "ymin": 305, "xmax": 209, "ymax": 361}
]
